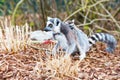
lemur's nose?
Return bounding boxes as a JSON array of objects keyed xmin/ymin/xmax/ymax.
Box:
[{"xmin": 43, "ymin": 28, "xmax": 51, "ymax": 32}]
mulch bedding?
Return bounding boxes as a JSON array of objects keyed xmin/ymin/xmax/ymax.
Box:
[{"xmin": 0, "ymin": 40, "xmax": 120, "ymax": 80}]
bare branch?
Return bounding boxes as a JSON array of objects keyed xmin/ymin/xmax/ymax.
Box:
[
  {"xmin": 64, "ymin": 0, "xmax": 109, "ymax": 21},
  {"xmin": 77, "ymin": 18, "xmax": 111, "ymax": 26},
  {"xmin": 83, "ymin": 8, "xmax": 90, "ymax": 25},
  {"xmin": 89, "ymin": 10, "xmax": 110, "ymax": 17},
  {"xmin": 99, "ymin": 3, "xmax": 120, "ymax": 30}
]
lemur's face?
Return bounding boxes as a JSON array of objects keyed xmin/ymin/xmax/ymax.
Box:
[
  {"xmin": 44, "ymin": 17, "xmax": 61, "ymax": 33},
  {"xmin": 65, "ymin": 20, "xmax": 75, "ymax": 29}
]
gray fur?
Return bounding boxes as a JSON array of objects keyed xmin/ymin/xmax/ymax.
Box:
[
  {"xmin": 44, "ymin": 17, "xmax": 117, "ymax": 61},
  {"xmin": 89, "ymin": 33, "xmax": 117, "ymax": 53},
  {"xmin": 66, "ymin": 20, "xmax": 117, "ymax": 53},
  {"xmin": 65, "ymin": 20, "xmax": 90, "ymax": 59},
  {"xmin": 52, "ymin": 33, "xmax": 68, "ymax": 54},
  {"xmin": 44, "ymin": 17, "xmax": 89, "ymax": 60}
]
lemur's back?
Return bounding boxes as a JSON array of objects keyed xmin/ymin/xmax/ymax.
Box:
[
  {"xmin": 75, "ymin": 29, "xmax": 90, "ymax": 52},
  {"xmin": 66, "ymin": 20, "xmax": 117, "ymax": 53},
  {"xmin": 65, "ymin": 20, "xmax": 90, "ymax": 52}
]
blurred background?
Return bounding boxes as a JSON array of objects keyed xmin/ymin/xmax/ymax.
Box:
[{"xmin": 0, "ymin": 0, "xmax": 120, "ymax": 34}]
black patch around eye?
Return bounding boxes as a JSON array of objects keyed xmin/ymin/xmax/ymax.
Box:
[{"xmin": 48, "ymin": 24, "xmax": 53, "ymax": 28}]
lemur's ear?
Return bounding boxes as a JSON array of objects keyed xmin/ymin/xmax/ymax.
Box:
[
  {"xmin": 56, "ymin": 20, "xmax": 60, "ymax": 26},
  {"xmin": 47, "ymin": 17, "xmax": 52, "ymax": 20},
  {"xmin": 72, "ymin": 19, "xmax": 75, "ymax": 23},
  {"xmin": 55, "ymin": 18, "xmax": 61, "ymax": 26}
]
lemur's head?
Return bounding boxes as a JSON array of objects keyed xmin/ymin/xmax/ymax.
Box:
[
  {"xmin": 44, "ymin": 17, "xmax": 61, "ymax": 33},
  {"xmin": 65, "ymin": 20, "xmax": 75, "ymax": 29}
]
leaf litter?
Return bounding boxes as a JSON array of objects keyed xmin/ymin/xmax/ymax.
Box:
[{"xmin": 0, "ymin": 40, "xmax": 120, "ymax": 80}]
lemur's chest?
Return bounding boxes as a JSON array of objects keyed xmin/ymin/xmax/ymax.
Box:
[{"xmin": 53, "ymin": 33, "xmax": 68, "ymax": 49}]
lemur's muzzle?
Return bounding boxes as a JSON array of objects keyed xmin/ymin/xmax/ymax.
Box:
[{"xmin": 43, "ymin": 27, "xmax": 51, "ymax": 32}]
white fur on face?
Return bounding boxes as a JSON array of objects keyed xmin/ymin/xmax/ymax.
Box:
[
  {"xmin": 46, "ymin": 20, "xmax": 60, "ymax": 33},
  {"xmin": 46, "ymin": 21, "xmax": 54, "ymax": 27},
  {"xmin": 53, "ymin": 26, "xmax": 60, "ymax": 33},
  {"xmin": 53, "ymin": 18, "xmax": 61, "ymax": 33},
  {"xmin": 46, "ymin": 17, "xmax": 61, "ymax": 33}
]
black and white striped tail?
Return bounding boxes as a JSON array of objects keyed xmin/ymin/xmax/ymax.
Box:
[{"xmin": 88, "ymin": 33, "xmax": 117, "ymax": 53}]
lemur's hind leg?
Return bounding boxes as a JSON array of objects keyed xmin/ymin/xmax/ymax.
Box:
[
  {"xmin": 65, "ymin": 42, "xmax": 76, "ymax": 56},
  {"xmin": 76, "ymin": 40, "xmax": 86, "ymax": 60}
]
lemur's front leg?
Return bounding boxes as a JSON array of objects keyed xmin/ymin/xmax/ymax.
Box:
[
  {"xmin": 75, "ymin": 34, "xmax": 87, "ymax": 61},
  {"xmin": 52, "ymin": 42, "xmax": 59, "ymax": 55}
]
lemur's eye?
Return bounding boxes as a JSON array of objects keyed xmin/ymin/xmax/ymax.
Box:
[{"xmin": 48, "ymin": 24, "xmax": 53, "ymax": 28}]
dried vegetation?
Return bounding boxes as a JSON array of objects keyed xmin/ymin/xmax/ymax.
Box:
[
  {"xmin": 0, "ymin": 23, "xmax": 119, "ymax": 80},
  {"xmin": 0, "ymin": 0, "xmax": 120, "ymax": 79}
]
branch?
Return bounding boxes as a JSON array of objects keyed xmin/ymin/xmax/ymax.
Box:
[
  {"xmin": 94, "ymin": 24, "xmax": 120, "ymax": 36},
  {"xmin": 12, "ymin": 0, "xmax": 24, "ymax": 25},
  {"xmin": 77, "ymin": 18, "xmax": 111, "ymax": 26},
  {"xmin": 83, "ymin": 8, "xmax": 90, "ymax": 25},
  {"xmin": 77, "ymin": 18, "xmax": 120, "ymax": 35},
  {"xmin": 63, "ymin": 0, "xmax": 109, "ymax": 21},
  {"xmin": 89, "ymin": 10, "xmax": 110, "ymax": 17},
  {"xmin": 99, "ymin": 3, "xmax": 120, "ymax": 30},
  {"xmin": 113, "ymin": 8, "xmax": 120, "ymax": 17}
]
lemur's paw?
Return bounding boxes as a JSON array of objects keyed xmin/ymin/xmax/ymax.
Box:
[{"xmin": 79, "ymin": 54, "xmax": 86, "ymax": 61}]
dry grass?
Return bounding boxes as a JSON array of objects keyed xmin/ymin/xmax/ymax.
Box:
[
  {"xmin": 32, "ymin": 55, "xmax": 80, "ymax": 80},
  {"xmin": 0, "ymin": 20, "xmax": 30, "ymax": 53},
  {"xmin": 0, "ymin": 20, "xmax": 80, "ymax": 80},
  {"xmin": 0, "ymin": 43, "xmax": 81, "ymax": 80},
  {"xmin": 0, "ymin": 19, "xmax": 119, "ymax": 80}
]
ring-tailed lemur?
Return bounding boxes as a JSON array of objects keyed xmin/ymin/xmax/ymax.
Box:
[
  {"xmin": 44, "ymin": 17, "xmax": 90, "ymax": 60},
  {"xmin": 65, "ymin": 20, "xmax": 117, "ymax": 53}
]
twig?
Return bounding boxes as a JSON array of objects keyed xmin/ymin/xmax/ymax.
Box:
[
  {"xmin": 99, "ymin": 3, "xmax": 120, "ymax": 30},
  {"xmin": 94, "ymin": 25, "xmax": 120, "ymax": 36},
  {"xmin": 63, "ymin": 0, "xmax": 109, "ymax": 21},
  {"xmin": 64, "ymin": 0, "xmax": 70, "ymax": 15},
  {"xmin": 83, "ymin": 8, "xmax": 90, "ymax": 25},
  {"xmin": 39, "ymin": 0, "xmax": 46, "ymax": 26},
  {"xmin": 77, "ymin": 12, "xmax": 120, "ymax": 35},
  {"xmin": 78, "ymin": 12, "xmax": 91, "ymax": 21},
  {"xmin": 12, "ymin": 0, "xmax": 24, "ymax": 25},
  {"xmin": 86, "ymin": 57, "xmax": 104, "ymax": 62},
  {"xmin": 113, "ymin": 8, "xmax": 120, "ymax": 17},
  {"xmin": 77, "ymin": 18, "xmax": 111, "ymax": 27},
  {"xmin": 77, "ymin": 19, "xmax": 120, "ymax": 35},
  {"xmin": 89, "ymin": 10, "xmax": 110, "ymax": 17}
]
